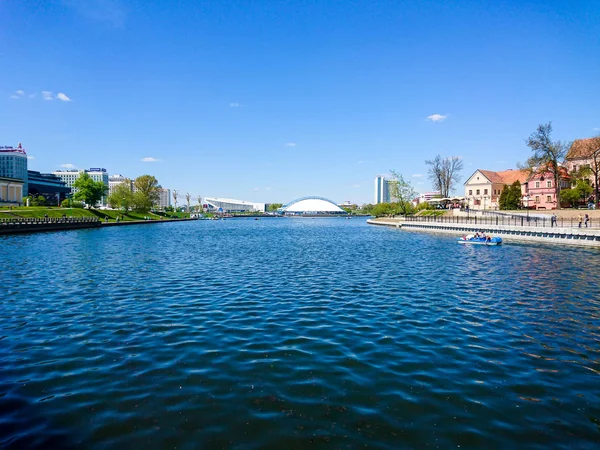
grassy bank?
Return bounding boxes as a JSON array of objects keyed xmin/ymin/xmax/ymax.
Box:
[{"xmin": 0, "ymin": 206, "xmax": 190, "ymax": 222}]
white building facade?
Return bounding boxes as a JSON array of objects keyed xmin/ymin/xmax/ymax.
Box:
[
  {"xmin": 53, "ymin": 167, "xmax": 110, "ymax": 206},
  {"xmin": 156, "ymin": 188, "xmax": 171, "ymax": 209},
  {"xmin": 108, "ymin": 174, "xmax": 132, "ymax": 197},
  {"xmin": 205, "ymin": 197, "xmax": 265, "ymax": 213}
]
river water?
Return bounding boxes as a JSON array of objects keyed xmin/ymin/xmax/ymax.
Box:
[{"xmin": 1, "ymin": 219, "xmax": 599, "ymax": 449}]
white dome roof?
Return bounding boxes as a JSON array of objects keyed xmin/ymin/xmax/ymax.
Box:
[{"xmin": 282, "ymin": 197, "xmax": 345, "ymax": 213}]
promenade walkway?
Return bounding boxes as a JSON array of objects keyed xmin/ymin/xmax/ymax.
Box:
[{"xmin": 368, "ymin": 216, "xmax": 600, "ymax": 247}]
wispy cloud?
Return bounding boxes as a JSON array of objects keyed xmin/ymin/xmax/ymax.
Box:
[
  {"xmin": 253, "ymin": 187, "xmax": 260, "ymax": 191},
  {"xmin": 56, "ymin": 92, "xmax": 72, "ymax": 102},
  {"xmin": 229, "ymin": 102, "xmax": 242, "ymax": 108},
  {"xmin": 60, "ymin": 163, "xmax": 76, "ymax": 169},
  {"xmin": 594, "ymin": 127, "xmax": 600, "ymax": 131},
  {"xmin": 42, "ymin": 91, "xmax": 53, "ymax": 100},
  {"xmin": 9, "ymin": 90, "xmax": 25, "ymax": 99},
  {"xmin": 27, "ymin": 156, "xmax": 35, "ymax": 160},
  {"xmin": 141, "ymin": 157, "xmax": 160, "ymax": 162},
  {"xmin": 29, "ymin": 93, "xmax": 36, "ymax": 99},
  {"xmin": 284, "ymin": 142, "xmax": 296, "ymax": 147},
  {"xmin": 63, "ymin": 0, "xmax": 127, "ymax": 27},
  {"xmin": 265, "ymin": 187, "xmax": 272, "ymax": 191},
  {"xmin": 417, "ymin": 181, "xmax": 425, "ymax": 185},
  {"xmin": 352, "ymin": 184, "xmax": 361, "ymax": 188},
  {"xmin": 426, "ymin": 114, "xmax": 447, "ymax": 122},
  {"xmin": 357, "ymin": 160, "xmax": 365, "ymax": 164},
  {"xmin": 412, "ymin": 173, "xmax": 423, "ymax": 178}
]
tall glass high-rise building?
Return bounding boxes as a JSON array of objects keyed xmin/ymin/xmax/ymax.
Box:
[
  {"xmin": 374, "ymin": 176, "xmax": 390, "ymax": 204},
  {"xmin": 0, "ymin": 143, "xmax": 28, "ymax": 195}
]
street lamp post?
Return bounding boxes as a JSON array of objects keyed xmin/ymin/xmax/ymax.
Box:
[{"xmin": 523, "ymin": 196, "xmax": 530, "ymax": 222}]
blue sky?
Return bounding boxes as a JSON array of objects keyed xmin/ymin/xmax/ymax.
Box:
[{"xmin": 1, "ymin": 0, "xmax": 599, "ymax": 204}]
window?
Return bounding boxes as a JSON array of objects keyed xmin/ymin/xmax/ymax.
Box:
[
  {"xmin": 573, "ymin": 165, "xmax": 577, "ymax": 172},
  {"xmin": 547, "ymin": 180, "xmax": 552, "ymax": 188},
  {"xmin": 476, "ymin": 189, "xmax": 480, "ymax": 195},
  {"xmin": 547, "ymin": 195, "xmax": 552, "ymax": 203},
  {"xmin": 535, "ymin": 181, "xmax": 540, "ymax": 188},
  {"xmin": 484, "ymin": 189, "xmax": 488, "ymax": 195},
  {"xmin": 469, "ymin": 189, "xmax": 472, "ymax": 195},
  {"xmin": 535, "ymin": 196, "xmax": 540, "ymax": 203}
]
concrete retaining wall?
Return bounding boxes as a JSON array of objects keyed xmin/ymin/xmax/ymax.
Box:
[{"xmin": 367, "ymin": 218, "xmax": 600, "ymax": 247}]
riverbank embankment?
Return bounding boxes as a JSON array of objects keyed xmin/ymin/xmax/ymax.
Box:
[
  {"xmin": 368, "ymin": 217, "xmax": 600, "ymax": 247},
  {"xmin": 0, "ymin": 217, "xmax": 195, "ymax": 235}
]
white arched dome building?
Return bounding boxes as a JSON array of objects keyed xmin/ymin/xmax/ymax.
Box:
[{"xmin": 279, "ymin": 196, "xmax": 346, "ymax": 215}]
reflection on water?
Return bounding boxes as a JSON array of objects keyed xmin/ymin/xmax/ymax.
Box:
[{"xmin": 1, "ymin": 219, "xmax": 599, "ymax": 449}]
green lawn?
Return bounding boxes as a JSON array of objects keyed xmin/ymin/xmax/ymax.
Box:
[{"xmin": 0, "ymin": 206, "xmax": 190, "ymax": 222}]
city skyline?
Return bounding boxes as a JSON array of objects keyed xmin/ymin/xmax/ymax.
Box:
[{"xmin": 2, "ymin": 0, "xmax": 599, "ymax": 204}]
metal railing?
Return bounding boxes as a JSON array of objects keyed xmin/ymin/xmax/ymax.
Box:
[
  {"xmin": 0, "ymin": 217, "xmax": 100, "ymax": 225},
  {"xmin": 398, "ymin": 214, "xmax": 596, "ymax": 229}
]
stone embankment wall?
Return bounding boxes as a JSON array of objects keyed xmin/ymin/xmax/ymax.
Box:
[
  {"xmin": 367, "ymin": 218, "xmax": 600, "ymax": 248},
  {"xmin": 0, "ymin": 217, "xmax": 196, "ymax": 235},
  {"xmin": 0, "ymin": 217, "xmax": 101, "ymax": 235}
]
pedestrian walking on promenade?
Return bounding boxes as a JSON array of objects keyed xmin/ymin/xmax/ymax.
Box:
[
  {"xmin": 584, "ymin": 213, "xmax": 589, "ymax": 228},
  {"xmin": 578, "ymin": 214, "xmax": 583, "ymax": 228},
  {"xmin": 551, "ymin": 213, "xmax": 557, "ymax": 227}
]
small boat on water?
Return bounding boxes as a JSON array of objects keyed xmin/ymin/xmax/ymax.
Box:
[{"xmin": 457, "ymin": 234, "xmax": 502, "ymax": 246}]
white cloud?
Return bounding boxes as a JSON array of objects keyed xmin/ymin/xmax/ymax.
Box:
[
  {"xmin": 417, "ymin": 181, "xmax": 425, "ymax": 185},
  {"xmin": 412, "ymin": 173, "xmax": 424, "ymax": 178},
  {"xmin": 27, "ymin": 156, "xmax": 35, "ymax": 160},
  {"xmin": 29, "ymin": 93, "xmax": 36, "ymax": 98},
  {"xmin": 9, "ymin": 90, "xmax": 25, "ymax": 99},
  {"xmin": 357, "ymin": 160, "xmax": 364, "ymax": 164},
  {"xmin": 62, "ymin": 0, "xmax": 127, "ymax": 27},
  {"xmin": 253, "ymin": 187, "xmax": 260, "ymax": 191},
  {"xmin": 229, "ymin": 102, "xmax": 241, "ymax": 108},
  {"xmin": 426, "ymin": 114, "xmax": 447, "ymax": 122},
  {"xmin": 594, "ymin": 127, "xmax": 600, "ymax": 131},
  {"xmin": 56, "ymin": 92, "xmax": 72, "ymax": 102},
  {"xmin": 42, "ymin": 91, "xmax": 53, "ymax": 100},
  {"xmin": 60, "ymin": 163, "xmax": 76, "ymax": 169},
  {"xmin": 265, "ymin": 187, "xmax": 272, "ymax": 191},
  {"xmin": 141, "ymin": 157, "xmax": 160, "ymax": 162},
  {"xmin": 352, "ymin": 184, "xmax": 361, "ymax": 188},
  {"xmin": 284, "ymin": 142, "xmax": 296, "ymax": 147}
]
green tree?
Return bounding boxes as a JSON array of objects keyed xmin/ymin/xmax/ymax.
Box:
[
  {"xmin": 559, "ymin": 188, "xmax": 581, "ymax": 208},
  {"xmin": 371, "ymin": 202, "xmax": 394, "ymax": 217},
  {"xmin": 108, "ymin": 180, "xmax": 134, "ymax": 211},
  {"xmin": 361, "ymin": 203, "xmax": 374, "ymax": 214},
  {"xmin": 521, "ymin": 122, "xmax": 570, "ymax": 210},
  {"xmin": 72, "ymin": 172, "xmax": 107, "ymax": 207},
  {"xmin": 132, "ymin": 175, "xmax": 161, "ymax": 212},
  {"xmin": 388, "ymin": 170, "xmax": 417, "ymax": 216},
  {"xmin": 498, "ymin": 185, "xmax": 509, "ymax": 210},
  {"xmin": 268, "ymin": 203, "xmax": 283, "ymax": 211}
]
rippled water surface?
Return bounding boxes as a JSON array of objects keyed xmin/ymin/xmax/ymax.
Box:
[{"xmin": 1, "ymin": 219, "xmax": 600, "ymax": 449}]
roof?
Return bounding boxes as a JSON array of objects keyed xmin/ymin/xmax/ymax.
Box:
[
  {"xmin": 281, "ymin": 196, "xmax": 345, "ymax": 213},
  {"xmin": 477, "ymin": 170, "xmax": 504, "ymax": 183},
  {"xmin": 496, "ymin": 169, "xmax": 529, "ymax": 185},
  {"xmin": 566, "ymin": 137, "xmax": 600, "ymax": 160},
  {"xmin": 466, "ymin": 169, "xmax": 529, "ymax": 185}
]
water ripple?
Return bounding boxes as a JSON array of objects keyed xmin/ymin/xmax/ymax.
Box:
[{"xmin": 1, "ymin": 219, "xmax": 599, "ymax": 448}]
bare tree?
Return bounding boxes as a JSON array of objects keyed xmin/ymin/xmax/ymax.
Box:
[
  {"xmin": 522, "ymin": 122, "xmax": 570, "ymax": 210},
  {"xmin": 582, "ymin": 136, "xmax": 600, "ymax": 207},
  {"xmin": 172, "ymin": 189, "xmax": 179, "ymax": 211},
  {"xmin": 185, "ymin": 192, "xmax": 191, "ymax": 212},
  {"xmin": 425, "ymin": 155, "xmax": 463, "ymax": 198}
]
